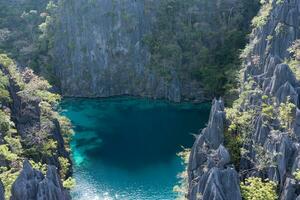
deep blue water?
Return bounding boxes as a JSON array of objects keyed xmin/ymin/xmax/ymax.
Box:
[{"xmin": 60, "ymin": 97, "xmax": 210, "ymax": 200}]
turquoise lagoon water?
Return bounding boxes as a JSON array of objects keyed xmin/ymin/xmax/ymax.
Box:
[{"xmin": 60, "ymin": 97, "xmax": 210, "ymax": 200}]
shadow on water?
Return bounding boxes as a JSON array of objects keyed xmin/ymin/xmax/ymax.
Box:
[{"xmin": 60, "ymin": 97, "xmax": 211, "ymax": 199}]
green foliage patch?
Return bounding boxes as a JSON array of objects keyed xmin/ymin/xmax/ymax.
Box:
[
  {"xmin": 241, "ymin": 177, "xmax": 278, "ymax": 200},
  {"xmin": 144, "ymin": 0, "xmax": 260, "ymax": 97}
]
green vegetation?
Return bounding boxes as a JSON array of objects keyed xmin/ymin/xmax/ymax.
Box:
[
  {"xmin": 173, "ymin": 148, "xmax": 190, "ymax": 200},
  {"xmin": 0, "ymin": 71, "xmax": 10, "ymax": 104},
  {"xmin": 225, "ymin": 106, "xmax": 255, "ymax": 167},
  {"xmin": 224, "ymin": 79, "xmax": 261, "ymax": 167},
  {"xmin": 63, "ymin": 177, "xmax": 76, "ymax": 190},
  {"xmin": 0, "ymin": 0, "xmax": 48, "ymax": 68},
  {"xmin": 241, "ymin": 177, "xmax": 278, "ymax": 200},
  {"xmin": 278, "ymin": 97, "xmax": 296, "ymax": 130},
  {"xmin": 58, "ymin": 156, "xmax": 71, "ymax": 180},
  {"xmin": 293, "ymin": 169, "xmax": 300, "ymax": 181},
  {"xmin": 261, "ymin": 102, "xmax": 276, "ymax": 123},
  {"xmin": 0, "ymin": 145, "xmax": 18, "ymax": 161},
  {"xmin": 251, "ymin": 0, "xmax": 273, "ymax": 28},
  {"xmin": 0, "ymin": 54, "xmax": 74, "ymax": 197},
  {"xmin": 29, "ymin": 160, "xmax": 47, "ymax": 174},
  {"xmin": 143, "ymin": 0, "xmax": 259, "ymax": 97},
  {"xmin": 0, "ymin": 168, "xmax": 21, "ymax": 200}
]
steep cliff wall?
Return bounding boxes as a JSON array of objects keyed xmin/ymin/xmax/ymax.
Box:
[
  {"xmin": 52, "ymin": 0, "xmax": 171, "ymax": 99},
  {"xmin": 0, "ymin": 0, "xmax": 259, "ymax": 102},
  {"xmin": 188, "ymin": 0, "xmax": 300, "ymax": 199},
  {"xmin": 48, "ymin": 0, "xmax": 258, "ymax": 102}
]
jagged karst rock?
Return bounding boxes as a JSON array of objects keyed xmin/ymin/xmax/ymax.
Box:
[
  {"xmin": 0, "ymin": 180, "xmax": 4, "ymax": 200},
  {"xmin": 37, "ymin": 166, "xmax": 70, "ymax": 200},
  {"xmin": 254, "ymin": 116, "xmax": 270, "ymax": 145},
  {"xmin": 265, "ymin": 133, "xmax": 294, "ymax": 186},
  {"xmin": 280, "ymin": 178, "xmax": 297, "ymax": 200},
  {"xmin": 203, "ymin": 99, "xmax": 225, "ymax": 149},
  {"xmin": 189, "ymin": 167, "xmax": 241, "ymax": 200},
  {"xmin": 10, "ymin": 160, "xmax": 44, "ymax": 200},
  {"xmin": 268, "ymin": 64, "xmax": 297, "ymax": 96},
  {"xmin": 276, "ymin": 81, "xmax": 298, "ymax": 104},
  {"xmin": 189, "ymin": 0, "xmax": 300, "ymax": 199},
  {"xmin": 294, "ymin": 109, "xmax": 300, "ymax": 138},
  {"xmin": 188, "ymin": 99, "xmax": 241, "ymax": 200},
  {"xmin": 11, "ymin": 160, "xmax": 70, "ymax": 200},
  {"xmin": 217, "ymin": 145, "xmax": 231, "ymax": 168}
]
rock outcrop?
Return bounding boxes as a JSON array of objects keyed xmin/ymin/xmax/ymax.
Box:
[
  {"xmin": 188, "ymin": 0, "xmax": 300, "ymax": 199},
  {"xmin": 11, "ymin": 160, "xmax": 70, "ymax": 200},
  {"xmin": 188, "ymin": 99, "xmax": 241, "ymax": 200}
]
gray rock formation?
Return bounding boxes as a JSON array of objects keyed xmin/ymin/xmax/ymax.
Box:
[
  {"xmin": 188, "ymin": 0, "xmax": 300, "ymax": 199},
  {"xmin": 188, "ymin": 99, "xmax": 241, "ymax": 200},
  {"xmin": 202, "ymin": 99, "xmax": 226, "ymax": 149},
  {"xmin": 0, "ymin": 181, "xmax": 4, "ymax": 200},
  {"xmin": 53, "ymin": 0, "xmax": 186, "ymax": 101},
  {"xmin": 10, "ymin": 160, "xmax": 70, "ymax": 200}
]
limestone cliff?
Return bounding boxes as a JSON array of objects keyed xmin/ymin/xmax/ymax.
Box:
[
  {"xmin": 48, "ymin": 0, "xmax": 258, "ymax": 102},
  {"xmin": 188, "ymin": 0, "xmax": 300, "ymax": 199}
]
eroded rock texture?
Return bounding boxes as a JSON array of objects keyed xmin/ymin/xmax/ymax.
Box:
[
  {"xmin": 51, "ymin": 0, "xmax": 257, "ymax": 102},
  {"xmin": 10, "ymin": 160, "xmax": 70, "ymax": 200},
  {"xmin": 188, "ymin": 99, "xmax": 242, "ymax": 200},
  {"xmin": 188, "ymin": 0, "xmax": 300, "ymax": 199}
]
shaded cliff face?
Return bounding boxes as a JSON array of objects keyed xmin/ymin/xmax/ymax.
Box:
[
  {"xmin": 53, "ymin": 0, "xmax": 168, "ymax": 99},
  {"xmin": 188, "ymin": 0, "xmax": 300, "ymax": 199},
  {"xmin": 50, "ymin": 0, "xmax": 258, "ymax": 102}
]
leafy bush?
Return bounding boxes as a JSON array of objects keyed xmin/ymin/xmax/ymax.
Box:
[
  {"xmin": 224, "ymin": 130, "xmax": 242, "ymax": 168},
  {"xmin": 58, "ymin": 156, "xmax": 70, "ymax": 179},
  {"xmin": 226, "ymin": 107, "xmax": 255, "ymax": 139},
  {"xmin": 58, "ymin": 116, "xmax": 74, "ymax": 152},
  {"xmin": 251, "ymin": 1, "xmax": 273, "ymax": 28},
  {"xmin": 278, "ymin": 98, "xmax": 296, "ymax": 130},
  {"xmin": 0, "ymin": 71, "xmax": 11, "ymax": 104},
  {"xmin": 293, "ymin": 169, "xmax": 300, "ymax": 181},
  {"xmin": 4, "ymin": 134, "xmax": 23, "ymax": 155},
  {"xmin": 0, "ymin": 145, "xmax": 18, "ymax": 161},
  {"xmin": 241, "ymin": 177, "xmax": 278, "ymax": 200},
  {"xmin": 262, "ymin": 103, "xmax": 275, "ymax": 123},
  {"xmin": 173, "ymin": 148, "xmax": 190, "ymax": 200},
  {"xmin": 63, "ymin": 177, "xmax": 76, "ymax": 190},
  {"xmin": 29, "ymin": 160, "xmax": 47, "ymax": 174},
  {"xmin": 0, "ymin": 54, "xmax": 25, "ymax": 89},
  {"xmin": 0, "ymin": 168, "xmax": 21, "ymax": 200},
  {"xmin": 0, "ymin": 110, "xmax": 11, "ymax": 133}
]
